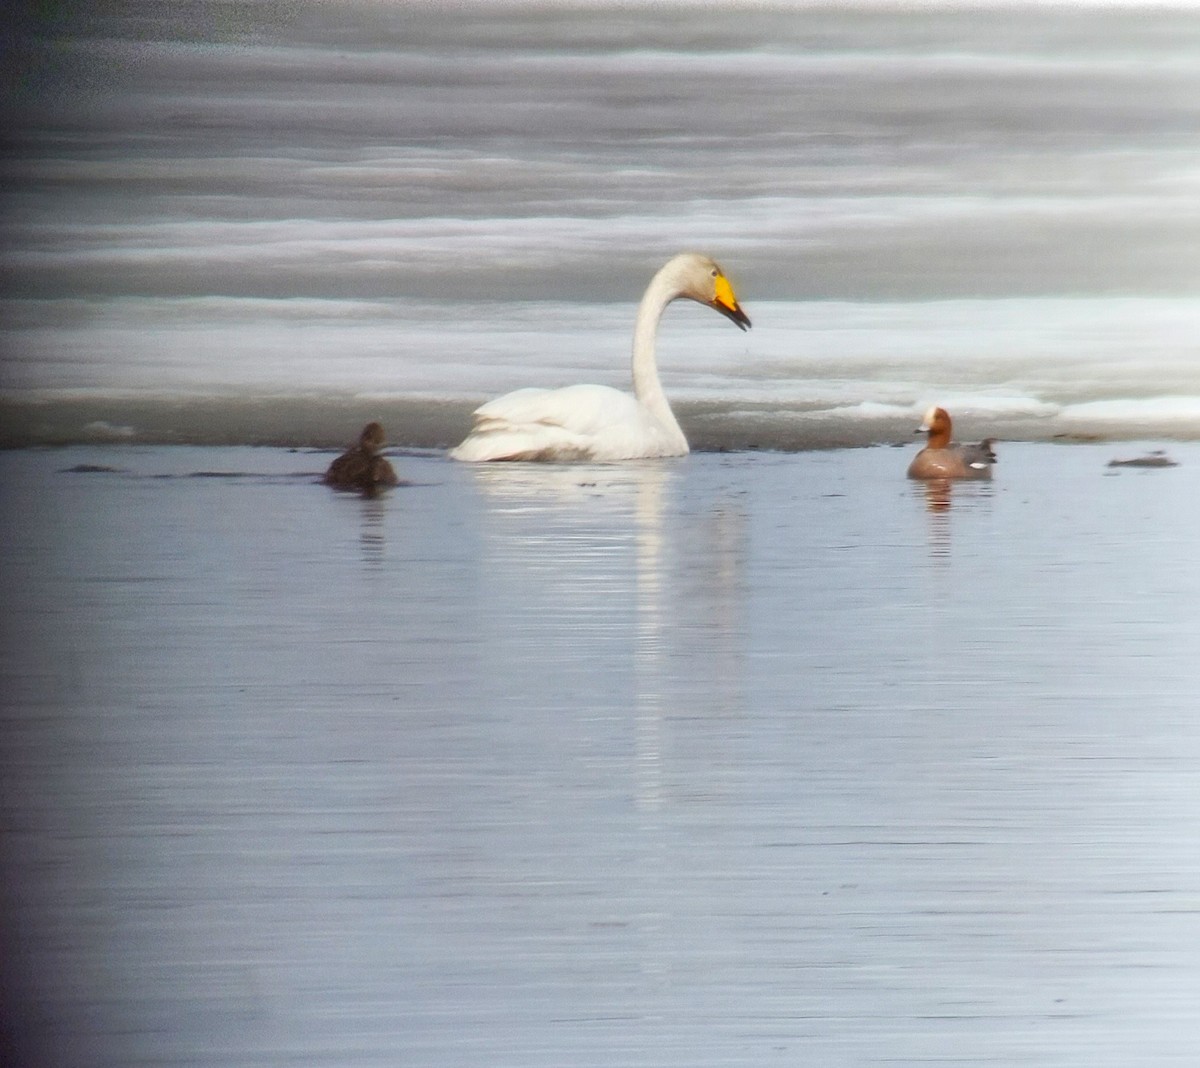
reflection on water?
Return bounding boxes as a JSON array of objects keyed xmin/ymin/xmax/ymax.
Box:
[
  {"xmin": 917, "ymin": 478, "xmax": 953, "ymax": 560},
  {"xmin": 913, "ymin": 476, "xmax": 994, "ymax": 560},
  {"xmin": 633, "ymin": 466, "xmax": 666, "ymax": 813},
  {"xmin": 463, "ymin": 459, "xmax": 666, "ymax": 513},
  {"xmin": 358, "ymin": 495, "xmax": 387, "ymax": 566},
  {"xmin": 463, "ymin": 458, "xmax": 749, "ymax": 810},
  {"xmin": 5, "ymin": 445, "xmax": 1200, "ymax": 1066},
  {"xmin": 920, "ymin": 476, "xmax": 954, "ymax": 513}
]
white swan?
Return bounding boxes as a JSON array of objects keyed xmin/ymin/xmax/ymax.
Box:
[{"xmin": 450, "ymin": 252, "xmax": 751, "ymax": 462}]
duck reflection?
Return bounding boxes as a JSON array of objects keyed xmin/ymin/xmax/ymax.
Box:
[
  {"xmin": 921, "ymin": 477, "xmax": 953, "ymax": 513},
  {"xmin": 357, "ymin": 496, "xmax": 387, "ymax": 567},
  {"xmin": 912, "ymin": 476, "xmax": 994, "ymax": 560},
  {"xmin": 917, "ymin": 478, "xmax": 953, "ymax": 559}
]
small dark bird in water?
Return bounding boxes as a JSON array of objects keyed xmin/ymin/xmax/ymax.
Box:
[
  {"xmin": 323, "ymin": 421, "xmax": 399, "ymax": 494},
  {"xmin": 1107, "ymin": 450, "xmax": 1178, "ymax": 469}
]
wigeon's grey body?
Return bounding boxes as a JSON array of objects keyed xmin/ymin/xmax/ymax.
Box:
[
  {"xmin": 324, "ymin": 421, "xmax": 399, "ymax": 493},
  {"xmin": 907, "ymin": 406, "xmax": 996, "ymax": 480}
]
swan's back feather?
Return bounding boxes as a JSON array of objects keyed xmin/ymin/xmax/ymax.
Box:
[
  {"xmin": 474, "ymin": 385, "xmax": 639, "ymax": 434},
  {"xmin": 451, "ymin": 384, "xmax": 685, "ymax": 462}
]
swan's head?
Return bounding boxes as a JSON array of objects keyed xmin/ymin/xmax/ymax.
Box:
[{"xmin": 668, "ymin": 252, "xmax": 752, "ymax": 331}]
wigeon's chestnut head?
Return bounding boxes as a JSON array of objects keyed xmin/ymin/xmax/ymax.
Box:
[
  {"xmin": 906, "ymin": 406, "xmax": 996, "ymax": 480},
  {"xmin": 324, "ymin": 421, "xmax": 400, "ymax": 494}
]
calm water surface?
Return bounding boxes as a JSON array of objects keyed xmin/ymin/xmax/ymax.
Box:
[{"xmin": 2, "ymin": 443, "xmax": 1200, "ymax": 1066}]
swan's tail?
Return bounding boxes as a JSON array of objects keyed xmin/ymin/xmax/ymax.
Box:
[{"xmin": 450, "ymin": 424, "xmax": 595, "ymax": 462}]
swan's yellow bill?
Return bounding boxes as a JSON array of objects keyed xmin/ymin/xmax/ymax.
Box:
[{"xmin": 710, "ymin": 274, "xmax": 752, "ymax": 331}]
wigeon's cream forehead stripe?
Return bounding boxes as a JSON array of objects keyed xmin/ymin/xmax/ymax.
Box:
[{"xmin": 922, "ymin": 405, "xmax": 940, "ymax": 425}]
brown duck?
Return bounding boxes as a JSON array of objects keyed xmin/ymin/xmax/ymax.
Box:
[
  {"xmin": 323, "ymin": 422, "xmax": 399, "ymax": 493},
  {"xmin": 907, "ymin": 406, "xmax": 996, "ymax": 480}
]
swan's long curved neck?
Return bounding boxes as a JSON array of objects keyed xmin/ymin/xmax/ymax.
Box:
[{"xmin": 630, "ymin": 268, "xmax": 684, "ymax": 441}]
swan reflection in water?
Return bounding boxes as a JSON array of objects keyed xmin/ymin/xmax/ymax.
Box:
[
  {"xmin": 463, "ymin": 457, "xmax": 748, "ymax": 987},
  {"xmin": 463, "ymin": 459, "xmax": 747, "ymax": 805}
]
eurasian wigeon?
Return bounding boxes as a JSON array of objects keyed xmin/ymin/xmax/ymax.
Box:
[
  {"xmin": 323, "ymin": 421, "xmax": 399, "ymax": 493},
  {"xmin": 907, "ymin": 406, "xmax": 996, "ymax": 480}
]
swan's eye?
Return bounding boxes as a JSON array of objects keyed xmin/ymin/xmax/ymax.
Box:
[{"xmin": 710, "ymin": 268, "xmax": 718, "ymax": 278}]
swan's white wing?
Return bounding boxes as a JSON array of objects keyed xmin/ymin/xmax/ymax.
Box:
[
  {"xmin": 449, "ymin": 422, "xmax": 594, "ymax": 462},
  {"xmin": 474, "ymin": 385, "xmax": 640, "ymax": 434},
  {"xmin": 451, "ymin": 384, "xmax": 676, "ymax": 462}
]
